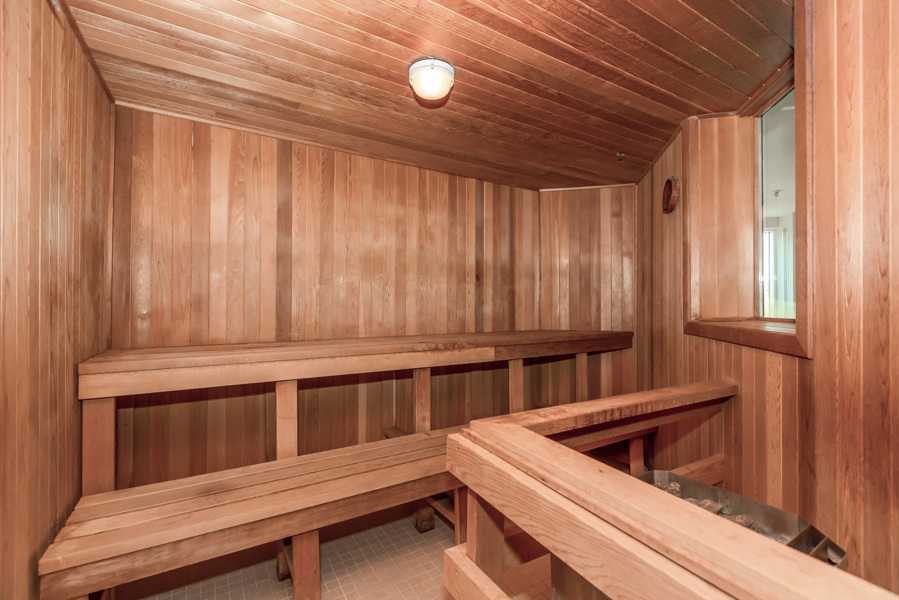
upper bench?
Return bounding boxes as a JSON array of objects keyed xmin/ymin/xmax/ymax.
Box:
[
  {"xmin": 77, "ymin": 330, "xmax": 632, "ymax": 496},
  {"xmin": 77, "ymin": 330, "xmax": 633, "ymax": 399}
]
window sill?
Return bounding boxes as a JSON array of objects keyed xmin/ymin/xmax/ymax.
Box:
[{"xmin": 684, "ymin": 318, "xmax": 810, "ymax": 358}]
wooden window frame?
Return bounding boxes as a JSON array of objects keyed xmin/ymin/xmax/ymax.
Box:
[{"xmin": 684, "ymin": 3, "xmax": 812, "ymax": 359}]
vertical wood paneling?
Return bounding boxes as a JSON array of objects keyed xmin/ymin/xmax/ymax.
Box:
[
  {"xmin": 639, "ymin": 1, "xmax": 899, "ymax": 583},
  {"xmin": 0, "ymin": 1, "xmax": 113, "ymax": 597},
  {"xmin": 812, "ymin": 0, "xmax": 898, "ymax": 588},
  {"xmin": 639, "ymin": 129, "xmax": 796, "ymax": 507},
  {"xmin": 889, "ymin": 2, "xmax": 899, "ymax": 588},
  {"xmin": 113, "ymin": 109, "xmax": 636, "ymax": 481},
  {"xmin": 686, "ymin": 116, "xmax": 756, "ymax": 320}
]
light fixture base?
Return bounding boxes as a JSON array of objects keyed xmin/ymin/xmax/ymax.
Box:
[{"xmin": 409, "ymin": 58, "xmax": 455, "ymax": 101}]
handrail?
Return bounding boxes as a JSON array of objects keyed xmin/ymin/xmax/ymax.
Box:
[{"xmin": 446, "ymin": 381, "xmax": 898, "ymax": 600}]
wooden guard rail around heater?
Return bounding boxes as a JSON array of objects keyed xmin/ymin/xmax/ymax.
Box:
[
  {"xmin": 39, "ymin": 427, "xmax": 464, "ymax": 600},
  {"xmin": 77, "ymin": 330, "xmax": 632, "ymax": 496},
  {"xmin": 444, "ymin": 380, "xmax": 899, "ymax": 600}
]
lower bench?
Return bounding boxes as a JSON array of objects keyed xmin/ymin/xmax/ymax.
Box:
[{"xmin": 39, "ymin": 427, "xmax": 462, "ymax": 600}]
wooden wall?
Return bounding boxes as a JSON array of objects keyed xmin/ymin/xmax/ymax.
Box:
[
  {"xmin": 638, "ymin": 131, "xmax": 803, "ymax": 512},
  {"xmin": 684, "ymin": 116, "xmax": 756, "ymax": 320},
  {"xmin": 112, "ymin": 107, "xmax": 636, "ymax": 487},
  {"xmin": 0, "ymin": 1, "xmax": 114, "ymax": 597},
  {"xmin": 639, "ymin": 0, "xmax": 899, "ymax": 589},
  {"xmin": 806, "ymin": 0, "xmax": 899, "ymax": 589}
]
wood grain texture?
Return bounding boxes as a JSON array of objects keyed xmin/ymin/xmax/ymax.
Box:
[
  {"xmin": 455, "ymin": 422, "xmax": 897, "ymax": 600},
  {"xmin": 291, "ymin": 530, "xmax": 319, "ymax": 600},
  {"xmin": 63, "ymin": 0, "xmax": 793, "ymax": 190},
  {"xmin": 444, "ymin": 544, "xmax": 511, "ymax": 600},
  {"xmin": 466, "ymin": 492, "xmax": 505, "ymax": 586},
  {"xmin": 447, "ymin": 434, "xmax": 733, "ymax": 600},
  {"xmin": 82, "ymin": 399, "xmax": 116, "ymax": 496},
  {"xmin": 110, "ymin": 108, "xmax": 636, "ymax": 486},
  {"xmin": 0, "ymin": 1, "xmax": 113, "ymax": 597},
  {"xmin": 39, "ymin": 428, "xmax": 462, "ymax": 599},
  {"xmin": 684, "ymin": 116, "xmax": 756, "ymax": 321},
  {"xmin": 639, "ymin": 128, "xmax": 806, "ymax": 524},
  {"xmin": 551, "ymin": 554, "xmax": 611, "ymax": 600},
  {"xmin": 637, "ymin": 1, "xmax": 899, "ymax": 585},
  {"xmin": 275, "ymin": 380, "xmax": 298, "ymax": 460}
]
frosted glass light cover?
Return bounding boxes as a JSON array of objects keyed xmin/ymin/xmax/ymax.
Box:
[{"xmin": 409, "ymin": 58, "xmax": 454, "ymax": 100}]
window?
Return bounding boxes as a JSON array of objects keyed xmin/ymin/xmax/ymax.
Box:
[
  {"xmin": 758, "ymin": 89, "xmax": 796, "ymax": 319},
  {"xmin": 682, "ymin": 80, "xmax": 810, "ymax": 358}
]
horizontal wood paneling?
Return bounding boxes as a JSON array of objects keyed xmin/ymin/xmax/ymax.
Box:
[
  {"xmin": 0, "ymin": 1, "xmax": 114, "ymax": 597},
  {"xmin": 65, "ymin": 0, "xmax": 793, "ymax": 189},
  {"xmin": 112, "ymin": 108, "xmax": 636, "ymax": 486}
]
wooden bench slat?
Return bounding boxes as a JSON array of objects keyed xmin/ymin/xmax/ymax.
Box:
[
  {"xmin": 45, "ymin": 331, "xmax": 637, "ymax": 599},
  {"xmin": 41, "ymin": 452, "xmax": 451, "ymax": 574},
  {"xmin": 79, "ymin": 348, "xmax": 496, "ymax": 398},
  {"xmin": 78, "ymin": 338, "xmax": 479, "ymax": 373},
  {"xmin": 475, "ymin": 379, "xmax": 738, "ymax": 435},
  {"xmin": 77, "ymin": 331, "xmax": 633, "ymax": 399},
  {"xmin": 78, "ymin": 331, "xmax": 630, "ymax": 375},
  {"xmin": 71, "ymin": 429, "xmax": 458, "ymax": 521},
  {"xmin": 41, "ymin": 472, "xmax": 458, "ymax": 600},
  {"xmin": 61, "ymin": 444, "xmax": 448, "ymax": 540}
]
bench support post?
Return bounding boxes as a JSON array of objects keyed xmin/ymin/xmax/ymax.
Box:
[
  {"xmin": 82, "ymin": 397, "xmax": 116, "ymax": 495},
  {"xmin": 466, "ymin": 491, "xmax": 505, "ymax": 586},
  {"xmin": 508, "ymin": 359, "xmax": 524, "ymax": 413},
  {"xmin": 552, "ymin": 554, "xmax": 611, "ymax": 599},
  {"xmin": 291, "ymin": 530, "xmax": 320, "ymax": 600},
  {"xmin": 629, "ymin": 435, "xmax": 645, "ymax": 477},
  {"xmin": 454, "ymin": 486, "xmax": 469, "ymax": 545},
  {"xmin": 413, "ymin": 368, "xmax": 431, "ymax": 433},
  {"xmin": 276, "ymin": 380, "xmax": 299, "ymax": 459},
  {"xmin": 575, "ymin": 353, "xmax": 588, "ymax": 402}
]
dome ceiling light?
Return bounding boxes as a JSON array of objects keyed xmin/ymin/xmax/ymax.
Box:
[{"xmin": 408, "ymin": 58, "xmax": 454, "ymax": 101}]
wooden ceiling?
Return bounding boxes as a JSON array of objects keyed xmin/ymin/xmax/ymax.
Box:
[{"xmin": 66, "ymin": 0, "xmax": 794, "ymax": 190}]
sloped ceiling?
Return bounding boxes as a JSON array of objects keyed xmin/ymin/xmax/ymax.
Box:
[{"xmin": 67, "ymin": 0, "xmax": 794, "ymax": 189}]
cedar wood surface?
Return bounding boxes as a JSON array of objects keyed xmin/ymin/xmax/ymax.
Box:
[
  {"xmin": 638, "ymin": 0, "xmax": 899, "ymax": 588},
  {"xmin": 450, "ymin": 412, "xmax": 898, "ymax": 600},
  {"xmin": 5, "ymin": 0, "xmax": 899, "ymax": 596},
  {"xmin": 39, "ymin": 428, "xmax": 461, "ymax": 600},
  {"xmin": 0, "ymin": 0, "xmax": 114, "ymax": 597},
  {"xmin": 64, "ymin": 0, "xmax": 794, "ymax": 189},
  {"xmin": 111, "ymin": 107, "xmax": 637, "ymax": 489}
]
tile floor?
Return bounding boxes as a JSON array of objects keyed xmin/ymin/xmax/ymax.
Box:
[{"xmin": 142, "ymin": 516, "xmax": 550, "ymax": 600}]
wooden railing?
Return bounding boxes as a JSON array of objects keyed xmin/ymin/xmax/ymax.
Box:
[{"xmin": 445, "ymin": 380, "xmax": 898, "ymax": 600}]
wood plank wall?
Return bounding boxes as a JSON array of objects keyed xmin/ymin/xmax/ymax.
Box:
[
  {"xmin": 638, "ymin": 0, "xmax": 899, "ymax": 587},
  {"xmin": 0, "ymin": 1, "xmax": 114, "ymax": 597},
  {"xmin": 685, "ymin": 116, "xmax": 756, "ymax": 320},
  {"xmin": 639, "ymin": 127, "xmax": 822, "ymax": 584},
  {"xmin": 808, "ymin": 0, "xmax": 898, "ymax": 590},
  {"xmin": 112, "ymin": 107, "xmax": 636, "ymax": 487}
]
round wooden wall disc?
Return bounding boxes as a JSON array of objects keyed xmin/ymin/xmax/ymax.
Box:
[{"xmin": 662, "ymin": 176, "xmax": 679, "ymax": 214}]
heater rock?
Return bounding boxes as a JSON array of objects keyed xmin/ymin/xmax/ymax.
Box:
[
  {"xmin": 723, "ymin": 514, "xmax": 754, "ymax": 529},
  {"xmin": 654, "ymin": 481, "xmax": 682, "ymax": 497},
  {"xmin": 686, "ymin": 497, "xmax": 723, "ymax": 514}
]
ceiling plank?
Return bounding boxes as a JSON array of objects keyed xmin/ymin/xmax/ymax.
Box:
[
  {"xmin": 463, "ymin": 0, "xmax": 748, "ymax": 110},
  {"xmin": 71, "ymin": 1, "xmax": 664, "ymax": 160},
  {"xmin": 80, "ymin": 22, "xmax": 650, "ymax": 180},
  {"xmin": 66, "ymin": 0, "xmax": 794, "ymax": 188},
  {"xmin": 98, "ymin": 56, "xmax": 644, "ymax": 186}
]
